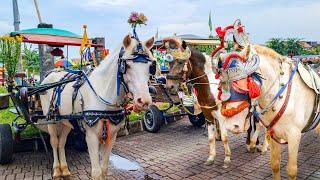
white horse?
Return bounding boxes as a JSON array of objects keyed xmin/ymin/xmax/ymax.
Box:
[
  {"xmin": 38, "ymin": 34, "xmax": 155, "ymax": 180},
  {"xmin": 219, "ymin": 44, "xmax": 320, "ymax": 179}
]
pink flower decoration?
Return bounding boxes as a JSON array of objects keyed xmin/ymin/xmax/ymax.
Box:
[{"xmin": 129, "ymin": 12, "xmax": 139, "ymax": 22}]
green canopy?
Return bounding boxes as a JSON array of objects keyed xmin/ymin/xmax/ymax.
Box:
[{"xmin": 10, "ymin": 28, "xmax": 81, "ymax": 38}]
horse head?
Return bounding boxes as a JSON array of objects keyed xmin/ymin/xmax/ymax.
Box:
[
  {"xmin": 121, "ymin": 34, "xmax": 156, "ymax": 111},
  {"xmin": 163, "ymin": 37, "xmax": 192, "ymax": 95}
]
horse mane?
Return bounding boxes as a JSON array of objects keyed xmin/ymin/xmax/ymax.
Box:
[
  {"xmin": 189, "ymin": 48, "xmax": 206, "ymax": 67},
  {"xmin": 253, "ymin": 44, "xmax": 285, "ymax": 61}
]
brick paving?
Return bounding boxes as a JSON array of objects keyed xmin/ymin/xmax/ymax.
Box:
[{"xmin": 0, "ymin": 118, "xmax": 320, "ymax": 179}]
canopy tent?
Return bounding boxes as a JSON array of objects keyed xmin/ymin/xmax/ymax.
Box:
[{"xmin": 10, "ymin": 28, "xmax": 103, "ymax": 47}]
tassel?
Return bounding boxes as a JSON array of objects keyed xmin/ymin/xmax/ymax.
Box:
[
  {"xmin": 247, "ymin": 77, "xmax": 260, "ymax": 98},
  {"xmin": 215, "ymin": 73, "xmax": 220, "ymax": 79}
]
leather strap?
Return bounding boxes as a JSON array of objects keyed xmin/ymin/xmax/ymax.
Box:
[{"xmin": 267, "ymin": 80, "xmax": 292, "ymax": 129}]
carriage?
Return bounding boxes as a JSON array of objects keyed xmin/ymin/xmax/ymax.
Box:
[
  {"xmin": 142, "ymin": 40, "xmax": 206, "ymax": 133},
  {"xmin": 0, "ymin": 26, "xmax": 105, "ymax": 164}
]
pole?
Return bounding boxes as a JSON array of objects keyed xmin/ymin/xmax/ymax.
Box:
[
  {"xmin": 12, "ymin": 0, "xmax": 20, "ymax": 31},
  {"xmin": 33, "ymin": 0, "xmax": 43, "ymax": 23}
]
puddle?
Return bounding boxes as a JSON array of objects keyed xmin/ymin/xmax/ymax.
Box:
[{"xmin": 109, "ymin": 153, "xmax": 142, "ymax": 171}]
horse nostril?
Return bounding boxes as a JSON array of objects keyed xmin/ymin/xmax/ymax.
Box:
[
  {"xmin": 137, "ymin": 98, "xmax": 143, "ymax": 104},
  {"xmin": 234, "ymin": 125, "xmax": 240, "ymax": 129},
  {"xmin": 170, "ymin": 85, "xmax": 174, "ymax": 89}
]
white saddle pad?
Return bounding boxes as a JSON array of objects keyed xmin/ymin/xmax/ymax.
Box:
[{"xmin": 298, "ymin": 63, "xmax": 320, "ymax": 94}]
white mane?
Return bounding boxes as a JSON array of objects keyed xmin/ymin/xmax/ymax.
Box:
[{"xmin": 89, "ymin": 44, "xmax": 123, "ymax": 104}]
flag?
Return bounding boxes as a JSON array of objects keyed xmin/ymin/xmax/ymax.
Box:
[
  {"xmin": 208, "ymin": 11, "xmax": 213, "ymax": 32},
  {"xmin": 80, "ymin": 25, "xmax": 91, "ymax": 55}
]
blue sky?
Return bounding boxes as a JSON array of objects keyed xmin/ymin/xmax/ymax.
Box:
[{"xmin": 1, "ymin": 0, "xmax": 320, "ymax": 58}]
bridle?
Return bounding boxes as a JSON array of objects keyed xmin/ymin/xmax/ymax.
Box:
[{"xmin": 117, "ymin": 38, "xmax": 156, "ymax": 96}]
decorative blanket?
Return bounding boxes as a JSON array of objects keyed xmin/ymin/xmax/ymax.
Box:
[{"xmin": 298, "ymin": 63, "xmax": 320, "ymax": 94}]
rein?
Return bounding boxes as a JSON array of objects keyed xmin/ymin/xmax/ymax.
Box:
[{"xmin": 253, "ymin": 60, "xmax": 299, "ymax": 144}]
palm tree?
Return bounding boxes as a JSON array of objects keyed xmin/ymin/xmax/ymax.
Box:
[{"xmin": 266, "ymin": 38, "xmax": 286, "ymax": 55}]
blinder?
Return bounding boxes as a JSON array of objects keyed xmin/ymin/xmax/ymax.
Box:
[{"xmin": 118, "ymin": 45, "xmax": 156, "ymax": 76}]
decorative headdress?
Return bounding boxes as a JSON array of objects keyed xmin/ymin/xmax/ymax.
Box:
[
  {"xmin": 163, "ymin": 37, "xmax": 191, "ymax": 60},
  {"xmin": 211, "ymin": 19, "xmax": 250, "ymax": 58},
  {"xmin": 128, "ymin": 12, "xmax": 148, "ymax": 40}
]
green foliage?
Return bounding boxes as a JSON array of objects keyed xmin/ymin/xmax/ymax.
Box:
[
  {"xmin": 22, "ymin": 44, "xmax": 40, "ymax": 75},
  {"xmin": 0, "ymin": 36, "xmax": 22, "ymax": 80},
  {"xmin": 266, "ymin": 38, "xmax": 314, "ymax": 56},
  {"xmin": 190, "ymin": 44, "xmax": 215, "ymax": 55}
]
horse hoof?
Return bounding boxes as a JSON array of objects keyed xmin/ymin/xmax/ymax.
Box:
[
  {"xmin": 247, "ymin": 146, "xmax": 256, "ymax": 153},
  {"xmin": 53, "ymin": 167, "xmax": 62, "ymax": 179},
  {"xmin": 204, "ymin": 159, "xmax": 214, "ymax": 166},
  {"xmin": 61, "ymin": 166, "xmax": 71, "ymax": 177}
]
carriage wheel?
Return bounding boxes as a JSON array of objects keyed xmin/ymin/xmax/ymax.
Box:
[
  {"xmin": 143, "ymin": 105, "xmax": 163, "ymax": 133},
  {"xmin": 0, "ymin": 124, "xmax": 13, "ymax": 164},
  {"xmin": 188, "ymin": 112, "xmax": 206, "ymax": 127}
]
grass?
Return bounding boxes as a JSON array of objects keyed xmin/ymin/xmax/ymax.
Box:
[{"xmin": 0, "ymin": 86, "xmax": 39, "ymax": 137}]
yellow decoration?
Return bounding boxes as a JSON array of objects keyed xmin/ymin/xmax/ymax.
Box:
[{"xmin": 79, "ymin": 25, "xmax": 91, "ymax": 55}]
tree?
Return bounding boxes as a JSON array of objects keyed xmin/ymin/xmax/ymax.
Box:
[
  {"xmin": 22, "ymin": 44, "xmax": 40, "ymax": 75},
  {"xmin": 266, "ymin": 38, "xmax": 286, "ymax": 55}
]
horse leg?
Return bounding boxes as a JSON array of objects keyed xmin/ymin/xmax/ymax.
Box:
[
  {"xmin": 248, "ymin": 122, "xmax": 262, "ymax": 153},
  {"xmin": 101, "ymin": 132, "xmax": 117, "ymax": 178},
  {"xmin": 204, "ymin": 124, "xmax": 216, "ymax": 166},
  {"xmin": 215, "ymin": 120, "xmax": 222, "ymax": 141},
  {"xmin": 286, "ymin": 131, "xmax": 301, "ymax": 180},
  {"xmin": 48, "ymin": 124, "xmax": 61, "ymax": 179},
  {"xmin": 58, "ymin": 125, "xmax": 72, "ymax": 177},
  {"xmin": 221, "ymin": 128, "xmax": 231, "ymax": 168},
  {"xmin": 270, "ymin": 138, "xmax": 281, "ymax": 180},
  {"xmin": 260, "ymin": 131, "xmax": 269, "ymax": 154},
  {"xmin": 246, "ymin": 121, "xmax": 253, "ymax": 152},
  {"xmin": 86, "ymin": 126, "xmax": 102, "ymax": 180}
]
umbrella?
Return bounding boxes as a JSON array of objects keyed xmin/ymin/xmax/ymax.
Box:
[{"xmin": 54, "ymin": 59, "xmax": 74, "ymax": 68}]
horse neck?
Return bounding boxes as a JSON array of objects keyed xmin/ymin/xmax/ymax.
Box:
[
  {"xmin": 189, "ymin": 54, "xmax": 216, "ymax": 107},
  {"xmin": 87, "ymin": 48, "xmax": 123, "ymax": 107}
]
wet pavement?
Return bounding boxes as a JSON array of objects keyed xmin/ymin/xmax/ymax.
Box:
[{"xmin": 0, "ymin": 118, "xmax": 319, "ymax": 179}]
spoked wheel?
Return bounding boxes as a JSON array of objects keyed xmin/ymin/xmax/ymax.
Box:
[
  {"xmin": 0, "ymin": 124, "xmax": 13, "ymax": 164},
  {"xmin": 143, "ymin": 105, "xmax": 163, "ymax": 133},
  {"xmin": 188, "ymin": 112, "xmax": 206, "ymax": 127}
]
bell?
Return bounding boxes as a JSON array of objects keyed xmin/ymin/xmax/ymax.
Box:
[
  {"xmin": 279, "ymin": 95, "xmax": 283, "ymax": 99},
  {"xmin": 272, "ymin": 107, "xmax": 276, "ymax": 112}
]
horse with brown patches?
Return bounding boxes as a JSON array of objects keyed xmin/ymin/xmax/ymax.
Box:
[{"xmin": 164, "ymin": 37, "xmax": 267, "ymax": 167}]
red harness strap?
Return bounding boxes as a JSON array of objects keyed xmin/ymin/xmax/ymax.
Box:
[{"xmin": 266, "ymin": 80, "xmax": 293, "ymax": 144}]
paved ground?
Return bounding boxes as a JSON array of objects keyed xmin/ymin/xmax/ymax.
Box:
[{"xmin": 0, "ymin": 118, "xmax": 320, "ymax": 180}]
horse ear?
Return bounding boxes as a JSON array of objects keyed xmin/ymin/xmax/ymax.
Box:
[
  {"xmin": 240, "ymin": 45, "xmax": 251, "ymax": 60},
  {"xmin": 145, "ymin": 37, "xmax": 155, "ymax": 49},
  {"xmin": 123, "ymin": 34, "xmax": 132, "ymax": 48},
  {"xmin": 182, "ymin": 40, "xmax": 187, "ymax": 50}
]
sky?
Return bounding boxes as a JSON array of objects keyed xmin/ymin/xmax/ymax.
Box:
[{"xmin": 0, "ymin": 0, "xmax": 320, "ymax": 59}]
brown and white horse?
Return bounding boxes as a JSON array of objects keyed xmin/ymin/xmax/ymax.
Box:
[
  {"xmin": 218, "ymin": 44, "xmax": 320, "ymax": 179},
  {"xmin": 164, "ymin": 38, "xmax": 268, "ymax": 168},
  {"xmin": 38, "ymin": 35, "xmax": 155, "ymax": 180}
]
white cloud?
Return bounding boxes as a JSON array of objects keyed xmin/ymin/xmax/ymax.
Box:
[
  {"xmin": 0, "ymin": 21, "xmax": 12, "ymax": 34},
  {"xmin": 216, "ymin": 0, "xmax": 264, "ymax": 5},
  {"xmin": 85, "ymin": 0, "xmax": 133, "ymax": 7}
]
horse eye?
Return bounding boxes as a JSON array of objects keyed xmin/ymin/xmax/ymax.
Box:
[{"xmin": 169, "ymin": 42, "xmax": 177, "ymax": 49}]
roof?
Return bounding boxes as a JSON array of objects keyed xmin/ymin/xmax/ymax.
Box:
[
  {"xmin": 154, "ymin": 34, "xmax": 221, "ymax": 47},
  {"xmin": 11, "ymin": 28, "xmax": 81, "ymax": 38},
  {"xmin": 10, "ymin": 28, "xmax": 103, "ymax": 47}
]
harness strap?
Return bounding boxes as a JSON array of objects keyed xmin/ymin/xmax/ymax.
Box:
[{"xmin": 302, "ymin": 94, "xmax": 320, "ymax": 133}]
